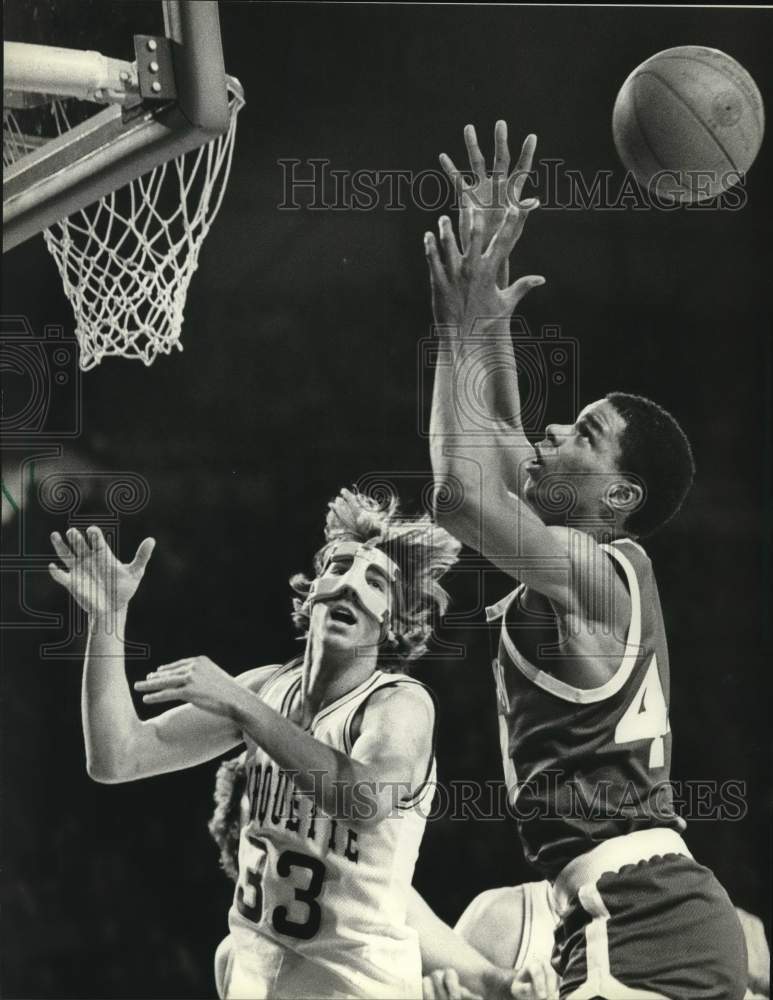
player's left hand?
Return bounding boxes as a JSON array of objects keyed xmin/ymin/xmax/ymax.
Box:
[
  {"xmin": 439, "ymin": 121, "xmax": 539, "ymax": 262},
  {"xmin": 423, "ymin": 968, "xmax": 482, "ymax": 1000},
  {"xmin": 134, "ymin": 656, "xmax": 242, "ymax": 717}
]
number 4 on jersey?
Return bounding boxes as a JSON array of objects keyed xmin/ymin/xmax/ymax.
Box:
[{"xmin": 614, "ymin": 655, "xmax": 670, "ymax": 769}]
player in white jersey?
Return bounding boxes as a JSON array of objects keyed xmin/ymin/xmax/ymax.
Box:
[
  {"xmin": 207, "ymin": 755, "xmax": 570, "ymax": 1000},
  {"xmin": 48, "ymin": 487, "xmax": 461, "ymax": 999},
  {"xmin": 225, "ymin": 657, "xmax": 438, "ymax": 998}
]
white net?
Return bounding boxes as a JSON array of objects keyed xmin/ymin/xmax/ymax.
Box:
[{"xmin": 4, "ymin": 79, "xmax": 244, "ymax": 370}]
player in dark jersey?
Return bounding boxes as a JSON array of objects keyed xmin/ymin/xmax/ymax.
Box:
[
  {"xmin": 423, "ymin": 121, "xmax": 747, "ymax": 998},
  {"xmin": 426, "ymin": 880, "xmax": 769, "ymax": 1000},
  {"xmin": 206, "ymin": 753, "xmax": 769, "ymax": 999}
]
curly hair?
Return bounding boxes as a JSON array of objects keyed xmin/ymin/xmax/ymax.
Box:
[
  {"xmin": 290, "ymin": 488, "xmax": 461, "ymax": 672},
  {"xmin": 208, "ymin": 754, "xmax": 247, "ymax": 883},
  {"xmin": 606, "ymin": 392, "xmax": 695, "ymax": 538}
]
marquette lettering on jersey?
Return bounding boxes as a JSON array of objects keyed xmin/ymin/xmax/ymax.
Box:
[{"xmin": 228, "ymin": 661, "xmax": 437, "ymax": 997}]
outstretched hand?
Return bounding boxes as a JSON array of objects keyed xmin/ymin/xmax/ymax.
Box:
[
  {"xmin": 424, "ymin": 206, "xmax": 544, "ymax": 333},
  {"xmin": 134, "ymin": 656, "xmax": 243, "ymax": 718},
  {"xmin": 439, "ymin": 122, "xmax": 539, "ymax": 264},
  {"xmin": 49, "ymin": 526, "xmax": 155, "ymax": 616}
]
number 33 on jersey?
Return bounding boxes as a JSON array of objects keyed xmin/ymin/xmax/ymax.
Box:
[{"xmin": 226, "ymin": 660, "xmax": 436, "ymax": 998}]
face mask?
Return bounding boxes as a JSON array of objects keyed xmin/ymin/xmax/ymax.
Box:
[{"xmin": 306, "ymin": 540, "xmax": 399, "ymax": 625}]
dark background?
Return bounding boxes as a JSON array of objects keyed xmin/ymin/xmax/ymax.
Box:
[{"xmin": 2, "ymin": 3, "xmax": 771, "ymax": 997}]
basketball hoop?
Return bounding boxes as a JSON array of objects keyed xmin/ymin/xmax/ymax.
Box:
[
  {"xmin": 3, "ymin": 2, "xmax": 245, "ymax": 370},
  {"xmin": 4, "ymin": 77, "xmax": 244, "ymax": 370}
]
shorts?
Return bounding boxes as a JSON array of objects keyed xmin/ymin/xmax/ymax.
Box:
[{"xmin": 553, "ymin": 850, "xmax": 747, "ymax": 999}]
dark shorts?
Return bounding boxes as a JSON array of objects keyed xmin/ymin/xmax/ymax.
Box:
[{"xmin": 553, "ymin": 854, "xmax": 747, "ymax": 999}]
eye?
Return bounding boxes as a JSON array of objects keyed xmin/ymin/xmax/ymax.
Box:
[
  {"xmin": 368, "ymin": 575, "xmax": 385, "ymax": 592},
  {"xmin": 328, "ymin": 562, "xmax": 346, "ymax": 575}
]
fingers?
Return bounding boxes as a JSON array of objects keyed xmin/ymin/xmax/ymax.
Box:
[
  {"xmin": 67, "ymin": 527, "xmax": 88, "ymax": 557},
  {"xmin": 438, "ymin": 216, "xmax": 461, "ymax": 273},
  {"xmin": 422, "ymin": 974, "xmax": 438, "ymax": 1000},
  {"xmin": 48, "ymin": 563, "xmax": 71, "ymax": 589},
  {"xmin": 463, "ymin": 124, "xmax": 487, "ymax": 182},
  {"xmin": 484, "ymin": 207, "xmax": 525, "ymax": 266},
  {"xmin": 485, "ymin": 201, "xmax": 540, "ymax": 267},
  {"xmin": 424, "ymin": 231, "xmax": 450, "ymax": 295},
  {"xmin": 155, "ymin": 658, "xmax": 195, "ymax": 673},
  {"xmin": 85, "ymin": 524, "xmax": 108, "ymax": 554},
  {"xmin": 510, "ymin": 133, "xmax": 537, "ymax": 202},
  {"xmin": 441, "ymin": 124, "xmax": 537, "ymax": 203},
  {"xmin": 467, "ymin": 208, "xmax": 485, "ymax": 259},
  {"xmin": 135, "ymin": 671, "xmax": 190, "ymax": 692},
  {"xmin": 510, "ymin": 962, "xmax": 551, "ymax": 1000},
  {"xmin": 442, "ymin": 969, "xmax": 462, "ymax": 1000},
  {"xmin": 439, "ymin": 152, "xmax": 469, "ymax": 201},
  {"xmin": 134, "ymin": 666, "xmax": 192, "ymax": 706},
  {"xmin": 422, "ymin": 969, "xmax": 470, "ymax": 1000},
  {"xmin": 129, "ymin": 537, "xmax": 156, "ymax": 576},
  {"xmin": 504, "ymin": 274, "xmax": 547, "ymax": 312},
  {"xmin": 529, "ymin": 964, "xmax": 548, "ymax": 1000},
  {"xmin": 442, "ymin": 969, "xmax": 478, "ymax": 1000},
  {"xmin": 138, "ymin": 689, "xmax": 187, "ymax": 705},
  {"xmin": 50, "ymin": 531, "xmax": 75, "ymax": 568},
  {"xmin": 493, "ymin": 119, "xmax": 511, "ymax": 177}
]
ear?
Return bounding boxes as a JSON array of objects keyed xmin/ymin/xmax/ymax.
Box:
[{"xmin": 605, "ymin": 479, "xmax": 644, "ymax": 517}]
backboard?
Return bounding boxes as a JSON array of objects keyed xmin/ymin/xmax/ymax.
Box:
[{"xmin": 2, "ymin": 1, "xmax": 244, "ymax": 368}]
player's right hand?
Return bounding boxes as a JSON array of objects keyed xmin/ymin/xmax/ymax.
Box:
[
  {"xmin": 49, "ymin": 526, "xmax": 155, "ymax": 615},
  {"xmin": 423, "ymin": 969, "xmax": 482, "ymax": 1000},
  {"xmin": 509, "ymin": 959, "xmax": 560, "ymax": 1000},
  {"xmin": 424, "ymin": 207, "xmax": 545, "ymax": 334}
]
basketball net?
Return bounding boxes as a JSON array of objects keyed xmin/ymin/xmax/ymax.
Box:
[{"xmin": 3, "ymin": 78, "xmax": 244, "ymax": 370}]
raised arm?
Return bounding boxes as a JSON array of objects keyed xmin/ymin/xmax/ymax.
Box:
[
  {"xmin": 427, "ymin": 129, "xmax": 544, "ymax": 545},
  {"xmin": 434, "ymin": 123, "xmax": 542, "ymax": 447},
  {"xmin": 440, "ymin": 123, "xmax": 538, "ymax": 295},
  {"xmin": 48, "ymin": 526, "xmax": 273, "ymax": 783},
  {"xmin": 425, "ymin": 202, "xmax": 629, "ymax": 631},
  {"xmin": 135, "ymin": 664, "xmax": 435, "ymax": 828},
  {"xmin": 425, "ymin": 200, "xmax": 542, "ymax": 545}
]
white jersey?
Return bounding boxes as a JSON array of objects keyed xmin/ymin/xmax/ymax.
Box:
[
  {"xmin": 226, "ymin": 661, "xmax": 436, "ymax": 999},
  {"xmin": 513, "ymin": 881, "xmax": 559, "ymax": 972}
]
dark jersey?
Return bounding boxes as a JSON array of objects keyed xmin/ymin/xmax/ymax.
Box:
[{"xmin": 487, "ymin": 538, "xmax": 685, "ymax": 880}]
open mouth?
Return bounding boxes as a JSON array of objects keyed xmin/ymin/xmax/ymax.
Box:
[
  {"xmin": 527, "ymin": 447, "xmax": 544, "ymax": 472},
  {"xmin": 328, "ymin": 604, "xmax": 357, "ymax": 625}
]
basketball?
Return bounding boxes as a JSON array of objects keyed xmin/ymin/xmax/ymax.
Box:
[{"xmin": 612, "ymin": 46, "xmax": 765, "ymax": 203}]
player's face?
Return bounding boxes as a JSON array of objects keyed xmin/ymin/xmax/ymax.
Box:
[
  {"xmin": 524, "ymin": 399, "xmax": 628, "ymax": 523},
  {"xmin": 315, "ymin": 554, "xmax": 396, "ymax": 651}
]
